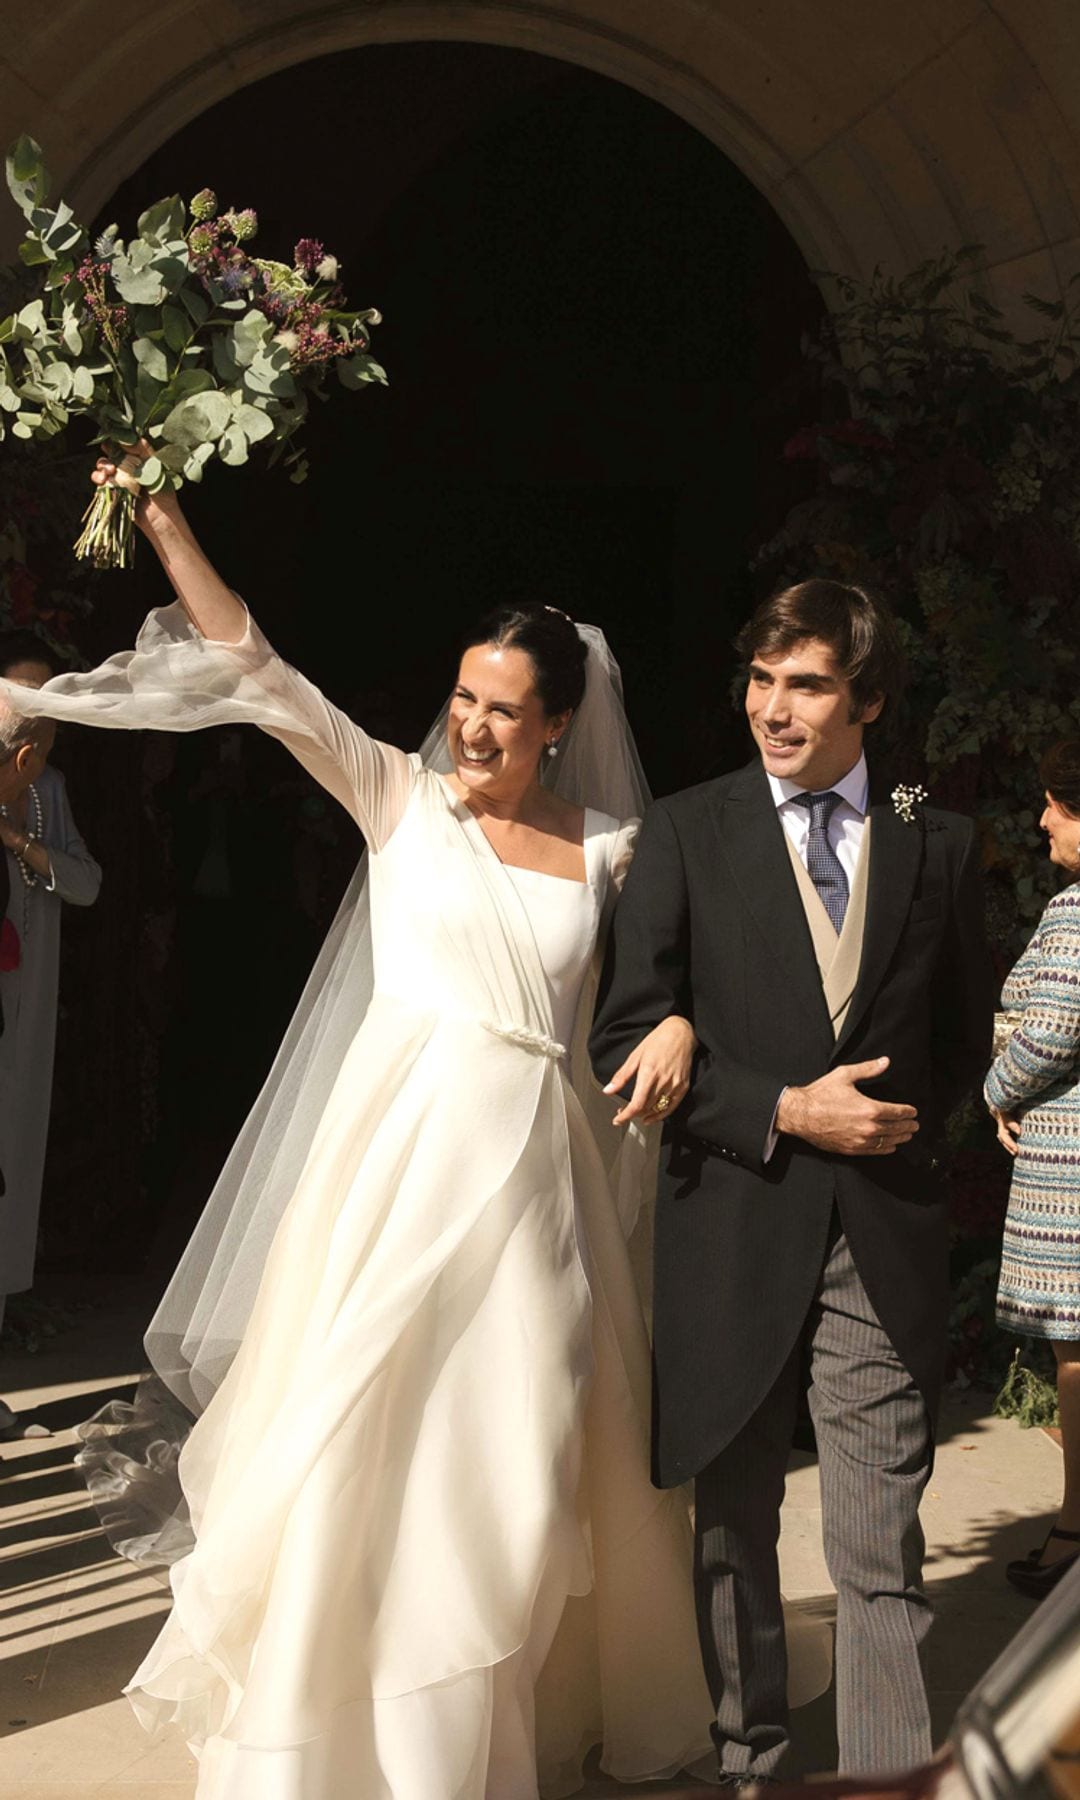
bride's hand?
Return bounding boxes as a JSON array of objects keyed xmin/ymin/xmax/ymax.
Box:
[
  {"xmin": 92, "ymin": 440, "xmax": 184, "ymax": 540},
  {"xmin": 603, "ymin": 1015, "xmax": 696, "ymax": 1128}
]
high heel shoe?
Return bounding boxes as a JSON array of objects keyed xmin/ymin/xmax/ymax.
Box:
[{"xmin": 1006, "ymin": 1525, "xmax": 1080, "ymax": 1597}]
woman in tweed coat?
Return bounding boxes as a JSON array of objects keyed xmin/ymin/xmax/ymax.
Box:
[{"xmin": 986, "ymin": 738, "xmax": 1080, "ymax": 1597}]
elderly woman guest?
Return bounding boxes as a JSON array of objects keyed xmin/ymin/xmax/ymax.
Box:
[
  {"xmin": 0, "ymin": 632, "xmax": 101, "ymax": 1384},
  {"xmin": 986, "ymin": 738, "xmax": 1080, "ymax": 1598}
]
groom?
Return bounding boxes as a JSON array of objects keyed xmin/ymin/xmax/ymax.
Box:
[{"xmin": 590, "ymin": 580, "xmax": 993, "ymax": 1781}]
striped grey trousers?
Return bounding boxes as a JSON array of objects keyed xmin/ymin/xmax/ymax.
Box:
[{"xmin": 693, "ymin": 1228, "xmax": 933, "ymax": 1779}]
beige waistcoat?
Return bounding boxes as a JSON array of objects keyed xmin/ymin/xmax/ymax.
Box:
[{"xmin": 783, "ymin": 819, "xmax": 872, "ymax": 1040}]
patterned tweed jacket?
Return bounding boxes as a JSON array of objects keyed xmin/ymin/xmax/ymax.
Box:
[{"xmin": 987, "ymin": 883, "xmax": 1080, "ymax": 1129}]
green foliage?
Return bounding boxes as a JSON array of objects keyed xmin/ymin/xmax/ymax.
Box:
[
  {"xmin": 1, "ymin": 137, "xmax": 385, "ymax": 567},
  {"xmin": 760, "ymin": 247, "xmax": 1080, "ymax": 954},
  {"xmin": 993, "ymin": 1346, "xmax": 1060, "ymax": 1428}
]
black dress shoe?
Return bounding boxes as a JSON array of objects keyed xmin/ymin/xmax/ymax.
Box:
[{"xmin": 1006, "ymin": 1525, "xmax": 1080, "ymax": 1597}]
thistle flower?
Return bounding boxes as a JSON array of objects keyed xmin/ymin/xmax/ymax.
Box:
[
  {"xmin": 315, "ymin": 254, "xmax": 339, "ymax": 283},
  {"xmin": 232, "ymin": 208, "xmax": 258, "ymax": 243},
  {"xmin": 218, "ymin": 264, "xmax": 249, "ymax": 296},
  {"xmin": 274, "ymin": 328, "xmax": 300, "ymax": 353},
  {"xmin": 293, "ymin": 237, "xmax": 324, "ymax": 277}
]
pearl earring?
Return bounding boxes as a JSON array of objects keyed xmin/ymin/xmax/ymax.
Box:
[{"xmin": 546, "ymin": 741, "xmax": 558, "ymax": 758}]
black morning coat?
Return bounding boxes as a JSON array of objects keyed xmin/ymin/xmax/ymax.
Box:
[{"xmin": 589, "ymin": 757, "xmax": 995, "ymax": 1488}]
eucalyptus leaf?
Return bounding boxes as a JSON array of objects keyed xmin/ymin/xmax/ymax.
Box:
[
  {"xmin": 134, "ymin": 336, "xmax": 170, "ymax": 382},
  {"xmin": 17, "ymin": 236, "xmax": 51, "ymax": 268},
  {"xmin": 137, "ymin": 455, "xmax": 165, "ymax": 490},
  {"xmin": 170, "ymin": 368, "xmax": 215, "ymax": 401},
  {"xmin": 46, "ymin": 257, "xmax": 77, "ymax": 291},
  {"xmin": 42, "ymin": 201, "xmax": 83, "ymax": 258},
  {"xmin": 6, "ymin": 136, "xmax": 50, "ymax": 221},
  {"xmin": 156, "ymin": 443, "xmax": 190, "ymax": 472},
  {"xmin": 161, "ymin": 388, "xmax": 232, "ymax": 447},
  {"xmin": 72, "ymin": 365, "xmax": 95, "ymax": 402},
  {"xmin": 16, "ymin": 299, "xmax": 46, "ymax": 339},
  {"xmin": 213, "ymin": 333, "xmax": 240, "ymax": 382},
  {"xmin": 218, "ymin": 426, "xmax": 249, "ymax": 466},
  {"xmin": 135, "ymin": 364, "xmax": 165, "ymax": 428},
  {"xmin": 182, "ymin": 440, "xmax": 217, "ymax": 483},
  {"xmin": 244, "ymin": 348, "xmax": 295, "ymax": 398},
  {"xmin": 162, "ymin": 306, "xmax": 189, "ymax": 354},
  {"xmin": 180, "ymin": 286, "xmax": 209, "ymax": 327},
  {"xmin": 137, "ymin": 195, "xmax": 186, "ymax": 246},
  {"xmin": 337, "ymin": 353, "xmax": 388, "ymax": 390},
  {"xmin": 232, "ymin": 401, "xmax": 275, "ymax": 443},
  {"xmin": 231, "ymin": 311, "xmax": 271, "ymax": 369},
  {"xmin": 60, "ymin": 309, "xmax": 83, "ymax": 356},
  {"xmin": 154, "ymin": 255, "xmax": 191, "ymax": 294},
  {"xmin": 112, "ymin": 251, "xmax": 167, "ymax": 306},
  {"xmin": 0, "ymin": 385, "xmax": 21, "ymax": 413},
  {"xmin": 41, "ymin": 362, "xmax": 73, "ymax": 400},
  {"xmin": 11, "ymin": 420, "xmax": 34, "ymax": 439}
]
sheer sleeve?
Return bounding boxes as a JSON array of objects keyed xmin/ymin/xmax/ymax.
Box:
[
  {"xmin": 0, "ymin": 601, "xmax": 418, "ymax": 854},
  {"xmin": 202, "ymin": 609, "xmax": 416, "ymax": 851}
]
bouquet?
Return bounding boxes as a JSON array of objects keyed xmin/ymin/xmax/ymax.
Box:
[{"xmin": 0, "ymin": 137, "xmax": 385, "ymax": 568}]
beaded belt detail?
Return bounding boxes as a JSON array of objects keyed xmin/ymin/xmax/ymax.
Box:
[{"xmin": 479, "ymin": 1020, "xmax": 566, "ymax": 1061}]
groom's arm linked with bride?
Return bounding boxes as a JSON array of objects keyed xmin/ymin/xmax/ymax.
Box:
[{"xmin": 590, "ymin": 578, "xmax": 995, "ymax": 1785}]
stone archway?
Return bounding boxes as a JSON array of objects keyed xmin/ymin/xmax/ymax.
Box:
[{"xmin": 3, "ymin": 2, "xmax": 1080, "ymax": 311}]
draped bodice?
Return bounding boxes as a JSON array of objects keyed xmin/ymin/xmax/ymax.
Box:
[{"xmin": 369, "ymin": 773, "xmax": 616, "ymax": 1057}]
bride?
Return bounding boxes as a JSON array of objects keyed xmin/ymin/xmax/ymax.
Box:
[{"xmin": 6, "ymin": 457, "xmax": 828, "ymax": 1798}]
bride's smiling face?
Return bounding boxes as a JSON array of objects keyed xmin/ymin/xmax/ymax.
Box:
[{"xmin": 448, "ymin": 643, "xmax": 564, "ymax": 799}]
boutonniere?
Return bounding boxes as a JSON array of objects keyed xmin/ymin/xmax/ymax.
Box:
[{"xmin": 891, "ymin": 783, "xmax": 927, "ymax": 825}]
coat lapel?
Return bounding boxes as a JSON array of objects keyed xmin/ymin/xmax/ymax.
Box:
[
  {"xmin": 833, "ymin": 795, "xmax": 924, "ymax": 1058},
  {"xmin": 710, "ymin": 761, "xmax": 834, "ymax": 1044}
]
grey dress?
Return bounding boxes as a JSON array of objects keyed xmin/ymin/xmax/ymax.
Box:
[{"xmin": 0, "ymin": 764, "xmax": 101, "ymax": 1298}]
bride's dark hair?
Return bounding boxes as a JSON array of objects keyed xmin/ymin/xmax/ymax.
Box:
[{"xmin": 462, "ymin": 604, "xmax": 588, "ymax": 717}]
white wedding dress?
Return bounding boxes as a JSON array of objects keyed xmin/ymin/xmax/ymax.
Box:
[{"xmin": 3, "ymin": 608, "xmax": 830, "ymax": 1799}]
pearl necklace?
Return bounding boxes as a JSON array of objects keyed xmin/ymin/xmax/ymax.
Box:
[{"xmin": 1, "ymin": 782, "xmax": 42, "ymax": 888}]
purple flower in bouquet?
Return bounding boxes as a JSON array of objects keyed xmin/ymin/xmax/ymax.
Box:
[
  {"xmin": 294, "ymin": 238, "xmax": 325, "ymax": 277},
  {"xmin": 0, "ymin": 137, "xmax": 388, "ymax": 569}
]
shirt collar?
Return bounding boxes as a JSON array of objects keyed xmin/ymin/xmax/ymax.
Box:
[{"xmin": 766, "ymin": 751, "xmax": 869, "ymax": 817}]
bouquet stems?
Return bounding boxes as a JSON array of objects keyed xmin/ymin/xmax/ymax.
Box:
[{"xmin": 73, "ymin": 483, "xmax": 137, "ymax": 570}]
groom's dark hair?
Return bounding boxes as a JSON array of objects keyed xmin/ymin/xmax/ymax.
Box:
[{"xmin": 736, "ymin": 579, "xmax": 907, "ymax": 726}]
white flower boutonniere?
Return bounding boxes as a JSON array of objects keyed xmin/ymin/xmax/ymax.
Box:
[{"xmin": 891, "ymin": 783, "xmax": 927, "ymax": 825}]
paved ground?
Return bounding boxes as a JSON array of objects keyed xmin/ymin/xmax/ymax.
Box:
[{"xmin": 0, "ymin": 1279, "xmax": 1065, "ymax": 1798}]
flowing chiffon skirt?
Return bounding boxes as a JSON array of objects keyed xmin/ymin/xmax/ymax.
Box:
[{"xmin": 122, "ymin": 996, "xmax": 753, "ymax": 1797}]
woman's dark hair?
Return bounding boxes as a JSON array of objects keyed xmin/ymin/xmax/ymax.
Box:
[
  {"xmin": 0, "ymin": 630, "xmax": 62, "ymax": 680},
  {"xmin": 1040, "ymin": 738, "xmax": 1080, "ymax": 820},
  {"xmin": 735, "ymin": 579, "xmax": 908, "ymax": 726},
  {"xmin": 462, "ymin": 604, "xmax": 587, "ymax": 717}
]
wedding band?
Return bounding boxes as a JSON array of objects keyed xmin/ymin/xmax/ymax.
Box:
[{"xmin": 655, "ymin": 1094, "xmax": 672, "ymax": 1112}]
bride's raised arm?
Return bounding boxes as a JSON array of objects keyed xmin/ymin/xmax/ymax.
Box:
[
  {"xmin": 96, "ymin": 449, "xmax": 248, "ymax": 646},
  {"xmin": 6, "ymin": 456, "xmax": 417, "ymax": 854}
]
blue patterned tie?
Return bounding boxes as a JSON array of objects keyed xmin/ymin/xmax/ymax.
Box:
[{"xmin": 792, "ymin": 790, "xmax": 849, "ymax": 934}]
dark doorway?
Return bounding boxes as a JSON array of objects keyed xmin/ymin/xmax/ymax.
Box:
[{"xmin": 42, "ymin": 42, "xmax": 823, "ymax": 1272}]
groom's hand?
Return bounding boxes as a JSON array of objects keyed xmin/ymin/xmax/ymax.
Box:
[{"xmin": 776, "ymin": 1056, "xmax": 918, "ymax": 1156}]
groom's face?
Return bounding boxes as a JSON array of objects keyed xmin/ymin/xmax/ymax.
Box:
[{"xmin": 745, "ymin": 637, "xmax": 882, "ymax": 790}]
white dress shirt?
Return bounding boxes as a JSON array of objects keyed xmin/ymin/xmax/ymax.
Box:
[
  {"xmin": 763, "ymin": 753, "xmax": 869, "ymax": 1160},
  {"xmin": 766, "ymin": 753, "xmax": 869, "ymax": 884}
]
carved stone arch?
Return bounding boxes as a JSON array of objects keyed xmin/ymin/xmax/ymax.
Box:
[{"xmin": 4, "ymin": 2, "xmax": 1080, "ymax": 310}]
